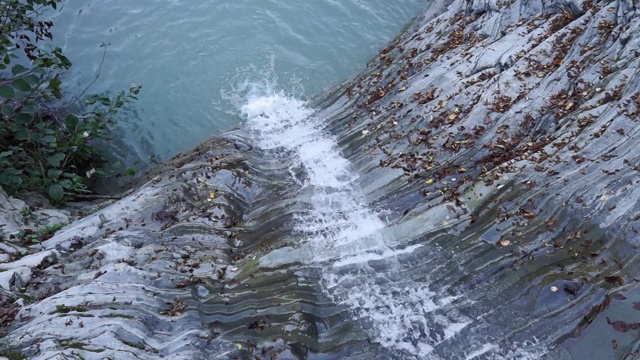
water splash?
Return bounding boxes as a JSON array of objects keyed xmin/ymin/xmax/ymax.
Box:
[{"xmin": 241, "ymin": 85, "xmax": 473, "ymax": 357}]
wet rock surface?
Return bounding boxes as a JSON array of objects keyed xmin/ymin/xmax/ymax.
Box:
[
  {"xmin": 1, "ymin": 0, "xmax": 640, "ymax": 358},
  {"xmin": 316, "ymin": 0, "xmax": 640, "ymax": 357}
]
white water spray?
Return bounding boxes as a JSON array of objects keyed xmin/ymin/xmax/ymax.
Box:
[{"xmin": 240, "ymin": 84, "xmax": 474, "ymax": 357}]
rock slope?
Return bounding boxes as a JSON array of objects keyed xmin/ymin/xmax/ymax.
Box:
[{"xmin": 1, "ymin": 0, "xmax": 640, "ymax": 359}]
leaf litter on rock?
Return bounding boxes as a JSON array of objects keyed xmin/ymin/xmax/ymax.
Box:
[{"xmin": 607, "ymin": 317, "xmax": 631, "ymax": 332}]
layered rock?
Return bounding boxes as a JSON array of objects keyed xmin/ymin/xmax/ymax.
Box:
[
  {"xmin": 1, "ymin": 0, "xmax": 640, "ymax": 359},
  {"xmin": 317, "ymin": 0, "xmax": 640, "ymax": 357}
]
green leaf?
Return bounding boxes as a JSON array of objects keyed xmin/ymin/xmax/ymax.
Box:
[
  {"xmin": 65, "ymin": 114, "xmax": 78, "ymax": 127},
  {"xmin": 48, "ymin": 184, "xmax": 64, "ymax": 201},
  {"xmin": 0, "ymin": 151, "xmax": 12, "ymax": 158},
  {"xmin": 42, "ymin": 135, "xmax": 56, "ymax": 143},
  {"xmin": 46, "ymin": 153, "xmax": 65, "ymax": 167},
  {"xmin": 49, "ymin": 77, "xmax": 61, "ymax": 89},
  {"xmin": 124, "ymin": 168, "xmax": 136, "ymax": 177},
  {"xmin": 129, "ymin": 83, "xmax": 142, "ymax": 95},
  {"xmin": 21, "ymin": 100, "xmax": 40, "ymax": 114},
  {"xmin": 31, "ymin": 66, "xmax": 45, "ymax": 74},
  {"xmin": 15, "ymin": 113, "xmax": 32, "ymax": 124},
  {"xmin": 0, "ymin": 85, "xmax": 15, "ymax": 98},
  {"xmin": 0, "ymin": 173, "xmax": 22, "ymax": 187},
  {"xmin": 23, "ymin": 74, "xmax": 40, "ymax": 86},
  {"xmin": 14, "ymin": 128, "xmax": 30, "ymax": 140},
  {"xmin": 0, "ymin": 104, "xmax": 14, "ymax": 116},
  {"xmin": 53, "ymin": 50, "xmax": 72, "ymax": 68},
  {"xmin": 47, "ymin": 169, "xmax": 63, "ymax": 179},
  {"xmin": 58, "ymin": 179, "xmax": 72, "ymax": 188},
  {"xmin": 11, "ymin": 64, "xmax": 28, "ymax": 75},
  {"xmin": 12, "ymin": 78, "xmax": 31, "ymax": 92},
  {"xmin": 4, "ymin": 168, "xmax": 21, "ymax": 175}
]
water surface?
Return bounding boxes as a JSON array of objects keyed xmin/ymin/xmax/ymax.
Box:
[{"xmin": 48, "ymin": 0, "xmax": 426, "ymax": 162}]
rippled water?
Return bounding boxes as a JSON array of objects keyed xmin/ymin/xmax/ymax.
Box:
[{"xmin": 47, "ymin": 0, "xmax": 425, "ymax": 163}]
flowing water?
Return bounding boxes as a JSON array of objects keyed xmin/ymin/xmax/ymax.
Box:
[
  {"xmin": 237, "ymin": 85, "xmax": 548, "ymax": 359},
  {"xmin": 8, "ymin": 1, "xmax": 638, "ymax": 359},
  {"xmin": 47, "ymin": 0, "xmax": 426, "ymax": 163}
]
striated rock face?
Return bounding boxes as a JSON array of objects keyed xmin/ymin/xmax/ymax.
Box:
[
  {"xmin": 316, "ymin": 0, "xmax": 640, "ymax": 357},
  {"xmin": 2, "ymin": 0, "xmax": 640, "ymax": 359}
]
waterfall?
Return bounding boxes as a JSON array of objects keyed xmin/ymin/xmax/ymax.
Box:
[{"xmin": 241, "ymin": 88, "xmax": 475, "ymax": 357}]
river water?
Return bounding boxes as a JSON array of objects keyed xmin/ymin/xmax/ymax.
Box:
[{"xmin": 47, "ymin": 0, "xmax": 426, "ymax": 163}]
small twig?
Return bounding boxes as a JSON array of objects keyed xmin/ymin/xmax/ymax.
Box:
[
  {"xmin": 64, "ymin": 45, "xmax": 107, "ymax": 108},
  {"xmin": 65, "ymin": 193, "xmax": 122, "ymax": 200}
]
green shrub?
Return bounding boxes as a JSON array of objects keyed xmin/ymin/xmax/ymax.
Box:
[{"xmin": 0, "ymin": 0, "xmax": 140, "ymax": 203}]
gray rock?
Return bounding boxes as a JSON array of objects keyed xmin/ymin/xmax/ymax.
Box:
[
  {"xmin": 2, "ymin": 0, "xmax": 640, "ymax": 359},
  {"xmin": 0, "ymin": 250, "xmax": 58, "ymax": 271},
  {"xmin": 0, "ymin": 242, "xmax": 26, "ymax": 255},
  {"xmin": 0, "ymin": 266, "xmax": 31, "ymax": 291},
  {"xmin": 25, "ymin": 209, "xmax": 70, "ymax": 230},
  {"xmin": 0, "ymin": 187, "xmax": 27, "ymax": 238}
]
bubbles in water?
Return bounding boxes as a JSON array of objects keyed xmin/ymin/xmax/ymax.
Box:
[
  {"xmin": 220, "ymin": 54, "xmax": 307, "ymax": 120},
  {"xmin": 241, "ymin": 84, "xmax": 475, "ymax": 358}
]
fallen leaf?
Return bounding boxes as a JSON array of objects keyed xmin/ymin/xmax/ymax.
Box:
[
  {"xmin": 545, "ymin": 219, "xmax": 559, "ymax": 227},
  {"xmin": 613, "ymin": 294, "xmax": 627, "ymax": 301},
  {"xmin": 607, "ymin": 317, "xmax": 630, "ymax": 332},
  {"xmin": 605, "ymin": 275, "xmax": 624, "ymax": 285},
  {"xmin": 633, "ymin": 302, "xmax": 640, "ymax": 310}
]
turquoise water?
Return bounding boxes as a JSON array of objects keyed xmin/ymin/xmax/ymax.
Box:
[{"xmin": 47, "ymin": 0, "xmax": 426, "ymax": 163}]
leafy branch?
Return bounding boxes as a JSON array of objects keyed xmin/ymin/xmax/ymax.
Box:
[{"xmin": 0, "ymin": 0, "xmax": 142, "ymax": 203}]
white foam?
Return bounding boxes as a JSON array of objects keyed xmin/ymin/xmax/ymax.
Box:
[
  {"xmin": 243, "ymin": 88, "xmax": 469, "ymax": 357},
  {"xmin": 465, "ymin": 343, "xmax": 499, "ymax": 360},
  {"xmin": 332, "ymin": 244, "xmax": 423, "ymax": 267}
]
